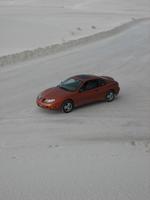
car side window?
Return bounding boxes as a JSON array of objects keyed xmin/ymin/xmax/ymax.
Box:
[
  {"xmin": 98, "ymin": 78, "xmax": 106, "ymax": 86},
  {"xmin": 80, "ymin": 79, "xmax": 99, "ymax": 91}
]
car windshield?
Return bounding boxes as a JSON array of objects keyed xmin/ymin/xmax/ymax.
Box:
[{"xmin": 58, "ymin": 78, "xmax": 81, "ymax": 92}]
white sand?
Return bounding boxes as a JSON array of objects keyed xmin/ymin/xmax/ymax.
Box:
[
  {"xmin": 0, "ymin": 1, "xmax": 150, "ymax": 200},
  {"xmin": 0, "ymin": 0, "xmax": 150, "ymax": 56}
]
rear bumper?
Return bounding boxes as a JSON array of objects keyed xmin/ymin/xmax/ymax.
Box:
[{"xmin": 115, "ymin": 86, "xmax": 120, "ymax": 95}]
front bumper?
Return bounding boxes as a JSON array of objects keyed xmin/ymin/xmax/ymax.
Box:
[{"xmin": 36, "ymin": 99, "xmax": 60, "ymax": 110}]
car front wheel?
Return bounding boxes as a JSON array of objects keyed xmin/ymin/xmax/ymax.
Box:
[
  {"xmin": 105, "ymin": 90, "xmax": 115, "ymax": 102},
  {"xmin": 62, "ymin": 100, "xmax": 74, "ymax": 113}
]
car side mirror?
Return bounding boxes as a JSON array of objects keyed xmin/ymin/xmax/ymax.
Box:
[{"xmin": 79, "ymin": 87, "xmax": 84, "ymax": 92}]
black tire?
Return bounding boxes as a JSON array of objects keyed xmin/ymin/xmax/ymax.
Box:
[
  {"xmin": 105, "ymin": 90, "xmax": 115, "ymax": 102},
  {"xmin": 61, "ymin": 100, "xmax": 74, "ymax": 113}
]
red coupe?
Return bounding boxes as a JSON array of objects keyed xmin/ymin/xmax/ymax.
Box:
[{"xmin": 36, "ymin": 74, "xmax": 120, "ymax": 113}]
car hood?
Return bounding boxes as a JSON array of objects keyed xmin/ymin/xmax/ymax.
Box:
[{"xmin": 41, "ymin": 86, "xmax": 71, "ymax": 99}]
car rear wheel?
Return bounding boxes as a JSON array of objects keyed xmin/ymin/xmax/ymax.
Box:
[
  {"xmin": 62, "ymin": 100, "xmax": 74, "ymax": 113},
  {"xmin": 106, "ymin": 90, "xmax": 115, "ymax": 102}
]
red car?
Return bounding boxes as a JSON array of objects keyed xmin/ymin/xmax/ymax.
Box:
[{"xmin": 36, "ymin": 74, "xmax": 120, "ymax": 113}]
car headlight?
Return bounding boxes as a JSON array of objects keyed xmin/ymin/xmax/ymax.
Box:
[{"xmin": 44, "ymin": 99, "xmax": 55, "ymax": 103}]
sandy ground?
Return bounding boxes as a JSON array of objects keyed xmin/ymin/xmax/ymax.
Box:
[
  {"xmin": 0, "ymin": 18, "xmax": 150, "ymax": 199},
  {"xmin": 0, "ymin": 0, "xmax": 150, "ymax": 56},
  {"xmin": 0, "ymin": 0, "xmax": 150, "ymax": 200}
]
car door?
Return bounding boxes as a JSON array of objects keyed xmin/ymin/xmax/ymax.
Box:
[
  {"xmin": 95, "ymin": 78, "xmax": 108, "ymax": 101},
  {"xmin": 75, "ymin": 79, "xmax": 100, "ymax": 106}
]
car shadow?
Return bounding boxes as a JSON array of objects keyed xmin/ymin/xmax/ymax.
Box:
[
  {"xmin": 74, "ymin": 95, "xmax": 121, "ymax": 112},
  {"xmin": 36, "ymin": 95, "xmax": 121, "ymax": 114}
]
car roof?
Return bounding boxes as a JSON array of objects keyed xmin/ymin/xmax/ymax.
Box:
[{"xmin": 71, "ymin": 74, "xmax": 100, "ymax": 82}]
